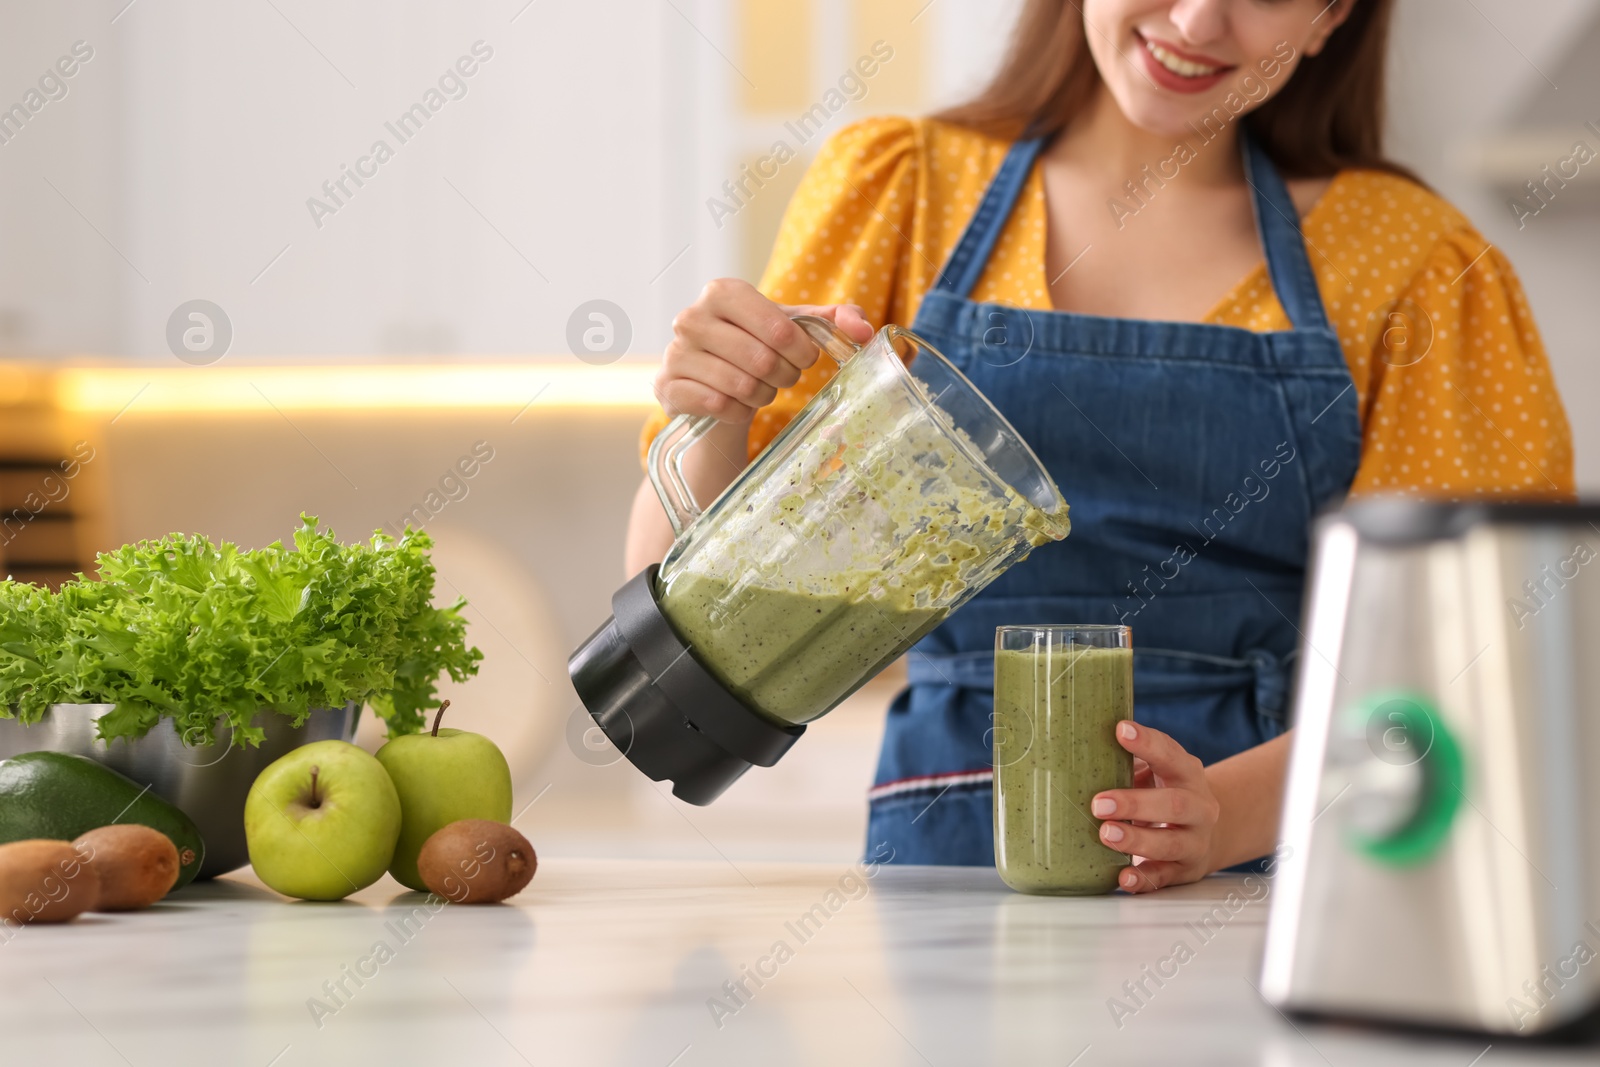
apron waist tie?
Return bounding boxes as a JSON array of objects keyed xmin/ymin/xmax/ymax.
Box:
[{"xmin": 904, "ymin": 645, "xmax": 1295, "ymax": 721}]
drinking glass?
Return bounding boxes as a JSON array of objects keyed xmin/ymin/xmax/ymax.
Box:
[{"xmin": 993, "ymin": 624, "xmax": 1134, "ymax": 894}]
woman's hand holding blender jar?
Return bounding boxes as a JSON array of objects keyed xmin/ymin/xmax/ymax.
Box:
[{"xmin": 625, "ymin": 279, "xmax": 873, "ymax": 575}]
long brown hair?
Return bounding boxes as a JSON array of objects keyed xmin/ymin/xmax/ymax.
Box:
[{"xmin": 935, "ymin": 0, "xmax": 1419, "ymax": 183}]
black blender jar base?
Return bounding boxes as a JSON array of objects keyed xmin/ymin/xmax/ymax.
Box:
[{"xmin": 567, "ymin": 565, "xmax": 804, "ymax": 805}]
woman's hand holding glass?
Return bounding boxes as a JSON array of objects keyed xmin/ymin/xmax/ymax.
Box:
[{"xmin": 1092, "ymin": 721, "xmax": 1224, "ymax": 893}]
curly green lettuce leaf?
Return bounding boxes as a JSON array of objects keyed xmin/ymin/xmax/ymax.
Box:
[
  {"xmin": 0, "ymin": 516, "xmax": 481, "ymax": 745},
  {"xmin": 0, "ymin": 579, "xmax": 72, "ymax": 720}
]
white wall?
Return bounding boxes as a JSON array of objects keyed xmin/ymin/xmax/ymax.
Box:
[
  {"xmin": 1387, "ymin": 0, "xmax": 1600, "ymax": 491},
  {"xmin": 0, "ymin": 0, "xmax": 1022, "ymax": 360},
  {"xmin": 2, "ymin": 1, "xmax": 677, "ymax": 357}
]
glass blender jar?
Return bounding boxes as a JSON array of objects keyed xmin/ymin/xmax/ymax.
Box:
[{"xmin": 569, "ymin": 316, "xmax": 1069, "ymax": 804}]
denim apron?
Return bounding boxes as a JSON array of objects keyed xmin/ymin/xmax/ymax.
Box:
[{"xmin": 865, "ymin": 132, "xmax": 1363, "ymax": 865}]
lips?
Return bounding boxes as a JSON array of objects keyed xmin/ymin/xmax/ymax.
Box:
[{"xmin": 1133, "ymin": 30, "xmax": 1237, "ymax": 95}]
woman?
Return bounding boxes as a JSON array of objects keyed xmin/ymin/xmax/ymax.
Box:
[{"xmin": 626, "ymin": 0, "xmax": 1574, "ymax": 891}]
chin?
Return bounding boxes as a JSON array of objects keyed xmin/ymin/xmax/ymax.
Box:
[
  {"xmin": 1107, "ymin": 87, "xmax": 1216, "ymax": 140},
  {"xmin": 1114, "ymin": 95, "xmax": 1214, "ymax": 140}
]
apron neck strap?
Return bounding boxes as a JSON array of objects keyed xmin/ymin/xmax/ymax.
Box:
[
  {"xmin": 928, "ymin": 126, "xmax": 1334, "ymax": 335},
  {"xmin": 931, "ymin": 135, "xmax": 1046, "ymax": 298},
  {"xmin": 1241, "ymin": 129, "xmax": 1333, "ymax": 334}
]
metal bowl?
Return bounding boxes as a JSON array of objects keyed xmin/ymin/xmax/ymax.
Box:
[{"xmin": 0, "ymin": 702, "xmax": 360, "ymax": 879}]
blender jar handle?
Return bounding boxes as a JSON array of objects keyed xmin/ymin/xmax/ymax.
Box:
[{"xmin": 646, "ymin": 314, "xmax": 863, "ymax": 537}]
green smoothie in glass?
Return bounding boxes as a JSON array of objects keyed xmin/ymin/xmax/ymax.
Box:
[{"xmin": 993, "ymin": 625, "xmax": 1133, "ymax": 895}]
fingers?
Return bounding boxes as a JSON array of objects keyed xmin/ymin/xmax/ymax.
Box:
[
  {"xmin": 1117, "ymin": 861, "xmax": 1185, "ymax": 895},
  {"xmin": 692, "ymin": 318, "xmax": 805, "ymax": 391},
  {"xmin": 1112, "ymin": 720, "xmax": 1206, "ymax": 787},
  {"xmin": 1092, "ymin": 724, "xmax": 1219, "ymax": 889},
  {"xmin": 1091, "ymin": 785, "xmax": 1216, "ymax": 828},
  {"xmin": 789, "ymin": 301, "xmax": 874, "ymax": 344},
  {"xmin": 1099, "ymin": 818, "xmax": 1205, "ymax": 862},
  {"xmin": 839, "ymin": 304, "xmax": 873, "ymax": 341},
  {"xmin": 699, "ymin": 279, "xmax": 821, "ymax": 373},
  {"xmin": 660, "ymin": 279, "xmax": 797, "ymax": 423},
  {"xmin": 652, "ymin": 370, "xmax": 758, "ymax": 424},
  {"xmin": 661, "ymin": 278, "xmax": 876, "ymax": 425}
]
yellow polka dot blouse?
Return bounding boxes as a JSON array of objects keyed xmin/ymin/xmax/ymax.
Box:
[{"xmin": 641, "ymin": 116, "xmax": 1574, "ymax": 499}]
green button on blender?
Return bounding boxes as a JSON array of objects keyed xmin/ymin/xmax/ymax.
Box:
[{"xmin": 1338, "ymin": 691, "xmax": 1465, "ymax": 866}]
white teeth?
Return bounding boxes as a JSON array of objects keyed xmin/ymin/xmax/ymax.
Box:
[{"xmin": 1143, "ymin": 39, "xmax": 1223, "ymax": 78}]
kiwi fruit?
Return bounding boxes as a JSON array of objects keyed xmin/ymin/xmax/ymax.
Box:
[
  {"xmin": 417, "ymin": 819, "xmax": 535, "ymax": 904},
  {"xmin": 74, "ymin": 825, "xmax": 180, "ymax": 911},
  {"xmin": 0, "ymin": 839, "xmax": 100, "ymax": 924}
]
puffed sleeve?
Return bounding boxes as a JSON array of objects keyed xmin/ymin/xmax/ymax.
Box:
[
  {"xmin": 639, "ymin": 116, "xmax": 920, "ymax": 467},
  {"xmin": 1349, "ymin": 229, "xmax": 1575, "ymax": 500}
]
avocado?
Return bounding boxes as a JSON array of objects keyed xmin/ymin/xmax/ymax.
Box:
[{"xmin": 0, "ymin": 752, "xmax": 206, "ymax": 889}]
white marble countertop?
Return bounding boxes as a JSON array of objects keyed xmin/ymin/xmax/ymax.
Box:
[{"xmin": 5, "ymin": 858, "xmax": 1594, "ymax": 1066}]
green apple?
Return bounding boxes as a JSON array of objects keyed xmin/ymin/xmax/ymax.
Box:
[
  {"xmin": 244, "ymin": 739, "xmax": 401, "ymax": 901},
  {"xmin": 376, "ymin": 700, "xmax": 513, "ymax": 892}
]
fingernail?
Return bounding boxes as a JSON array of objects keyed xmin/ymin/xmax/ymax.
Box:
[
  {"xmin": 1101, "ymin": 823, "xmax": 1125, "ymax": 843},
  {"xmin": 1122, "ymin": 871, "xmax": 1137, "ymax": 888},
  {"xmin": 1092, "ymin": 797, "xmax": 1116, "ymax": 817},
  {"xmin": 1118, "ymin": 721, "xmax": 1138, "ymax": 741}
]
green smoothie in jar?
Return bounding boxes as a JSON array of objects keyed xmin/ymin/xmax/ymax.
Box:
[
  {"xmin": 992, "ymin": 626, "xmax": 1133, "ymax": 895},
  {"xmin": 655, "ymin": 370, "xmax": 1069, "ymax": 728}
]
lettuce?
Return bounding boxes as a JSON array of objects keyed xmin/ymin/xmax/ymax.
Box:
[{"xmin": 0, "ymin": 516, "xmax": 481, "ymax": 745}]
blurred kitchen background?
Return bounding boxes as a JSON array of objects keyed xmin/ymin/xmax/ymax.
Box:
[{"xmin": 1, "ymin": 0, "xmax": 1596, "ymax": 864}]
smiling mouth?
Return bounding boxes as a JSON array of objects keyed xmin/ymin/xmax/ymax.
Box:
[{"xmin": 1136, "ymin": 31, "xmax": 1234, "ymax": 79}]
